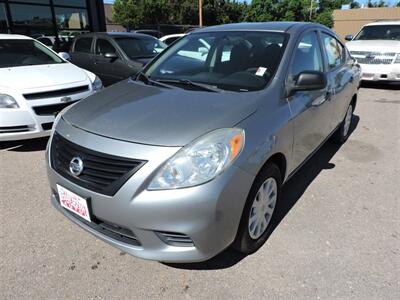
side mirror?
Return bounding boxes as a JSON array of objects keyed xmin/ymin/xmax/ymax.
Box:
[
  {"xmin": 345, "ymin": 34, "xmax": 353, "ymax": 41},
  {"xmin": 287, "ymin": 71, "xmax": 327, "ymax": 97},
  {"xmin": 104, "ymin": 52, "xmax": 118, "ymax": 61},
  {"xmin": 58, "ymin": 52, "xmax": 70, "ymax": 61}
]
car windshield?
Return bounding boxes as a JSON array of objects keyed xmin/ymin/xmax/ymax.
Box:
[
  {"xmin": 0, "ymin": 39, "xmax": 63, "ymax": 68},
  {"xmin": 144, "ymin": 31, "xmax": 288, "ymax": 92},
  {"xmin": 115, "ymin": 37, "xmax": 166, "ymax": 59},
  {"xmin": 354, "ymin": 25, "xmax": 400, "ymax": 41}
]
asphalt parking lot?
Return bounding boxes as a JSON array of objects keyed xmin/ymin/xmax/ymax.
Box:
[{"xmin": 1, "ymin": 84, "xmax": 399, "ymax": 299}]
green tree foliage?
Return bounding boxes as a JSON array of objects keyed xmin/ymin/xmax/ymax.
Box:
[
  {"xmin": 315, "ymin": 10, "xmax": 334, "ymax": 28},
  {"xmin": 113, "ymin": 0, "xmax": 247, "ymax": 30},
  {"xmin": 112, "ymin": 0, "xmax": 377, "ymax": 30},
  {"xmin": 112, "ymin": 0, "xmax": 141, "ymax": 31},
  {"xmin": 367, "ymin": 0, "xmax": 387, "ymax": 7},
  {"xmin": 244, "ymin": 0, "xmax": 364, "ymax": 27}
]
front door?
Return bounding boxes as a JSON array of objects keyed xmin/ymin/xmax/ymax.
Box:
[
  {"xmin": 287, "ymin": 30, "xmax": 335, "ymax": 168},
  {"xmin": 321, "ymin": 32, "xmax": 356, "ymax": 127},
  {"xmin": 93, "ymin": 38, "xmax": 124, "ymax": 86},
  {"xmin": 70, "ymin": 37, "xmax": 94, "ymax": 72}
]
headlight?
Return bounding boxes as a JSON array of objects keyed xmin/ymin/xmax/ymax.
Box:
[
  {"xmin": 148, "ymin": 128, "xmax": 245, "ymax": 190},
  {"xmin": 92, "ymin": 76, "xmax": 103, "ymax": 91},
  {"xmin": 0, "ymin": 94, "xmax": 19, "ymax": 108},
  {"xmin": 394, "ymin": 54, "xmax": 400, "ymax": 64}
]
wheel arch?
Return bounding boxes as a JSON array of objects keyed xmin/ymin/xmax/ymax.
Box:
[
  {"xmin": 351, "ymin": 93, "xmax": 357, "ymax": 110},
  {"xmin": 259, "ymin": 152, "xmax": 287, "ymax": 183}
]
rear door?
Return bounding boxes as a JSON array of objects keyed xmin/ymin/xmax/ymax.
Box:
[
  {"xmin": 70, "ymin": 36, "xmax": 94, "ymax": 72},
  {"xmin": 287, "ymin": 30, "xmax": 334, "ymax": 167},
  {"xmin": 93, "ymin": 38, "xmax": 125, "ymax": 86},
  {"xmin": 320, "ymin": 32, "xmax": 356, "ymax": 127}
]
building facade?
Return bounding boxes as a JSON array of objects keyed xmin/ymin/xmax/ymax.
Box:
[
  {"xmin": 0, "ymin": 0, "xmax": 106, "ymax": 37},
  {"xmin": 333, "ymin": 7, "xmax": 400, "ymax": 40}
]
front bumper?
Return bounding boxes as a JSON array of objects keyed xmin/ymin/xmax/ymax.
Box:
[
  {"xmin": 359, "ymin": 63, "xmax": 400, "ymax": 82},
  {"xmin": 0, "ymin": 85, "xmax": 94, "ymax": 142},
  {"xmin": 46, "ymin": 119, "xmax": 254, "ymax": 262},
  {"xmin": 1, "ymin": 108, "xmax": 57, "ymax": 141}
]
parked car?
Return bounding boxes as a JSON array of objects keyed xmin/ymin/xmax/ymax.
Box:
[
  {"xmin": 36, "ymin": 35, "xmax": 74, "ymax": 53},
  {"xmin": 47, "ymin": 22, "xmax": 360, "ymax": 263},
  {"xmin": 134, "ymin": 29, "xmax": 163, "ymax": 38},
  {"xmin": 160, "ymin": 33, "xmax": 185, "ymax": 45},
  {"xmin": 345, "ymin": 21, "xmax": 400, "ymax": 82},
  {"xmin": 69, "ymin": 32, "xmax": 166, "ymax": 86},
  {"xmin": 0, "ymin": 34, "xmax": 102, "ymax": 142}
]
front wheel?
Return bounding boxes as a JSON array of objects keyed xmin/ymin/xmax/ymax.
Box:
[
  {"xmin": 333, "ymin": 103, "xmax": 353, "ymax": 144},
  {"xmin": 232, "ymin": 163, "xmax": 282, "ymax": 254}
]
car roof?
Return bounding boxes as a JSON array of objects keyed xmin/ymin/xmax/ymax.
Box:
[
  {"xmin": 364, "ymin": 20, "xmax": 400, "ymax": 26},
  {"xmin": 0, "ymin": 34, "xmax": 32, "ymax": 40},
  {"xmin": 194, "ymin": 22, "xmax": 327, "ymax": 33},
  {"xmin": 77, "ymin": 32, "xmax": 157, "ymax": 39}
]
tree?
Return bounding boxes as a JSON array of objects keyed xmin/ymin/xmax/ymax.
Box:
[
  {"xmin": 367, "ymin": 0, "xmax": 387, "ymax": 7},
  {"xmin": 112, "ymin": 0, "xmax": 247, "ymax": 29},
  {"xmin": 314, "ymin": 10, "xmax": 333, "ymax": 27},
  {"xmin": 112, "ymin": 0, "xmax": 142, "ymax": 31}
]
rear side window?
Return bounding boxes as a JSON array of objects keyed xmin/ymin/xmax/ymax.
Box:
[
  {"xmin": 290, "ymin": 31, "xmax": 324, "ymax": 78},
  {"xmin": 322, "ymin": 34, "xmax": 345, "ymax": 70},
  {"xmin": 96, "ymin": 39, "xmax": 116, "ymax": 55},
  {"xmin": 74, "ymin": 37, "xmax": 92, "ymax": 53}
]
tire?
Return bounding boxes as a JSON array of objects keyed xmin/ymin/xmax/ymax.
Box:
[
  {"xmin": 332, "ymin": 103, "xmax": 354, "ymax": 144},
  {"xmin": 232, "ymin": 163, "xmax": 282, "ymax": 254}
]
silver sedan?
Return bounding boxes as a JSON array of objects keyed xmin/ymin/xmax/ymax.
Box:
[{"xmin": 46, "ymin": 22, "xmax": 360, "ymax": 262}]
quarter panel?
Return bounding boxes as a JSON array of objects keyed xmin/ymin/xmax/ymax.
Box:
[{"xmin": 234, "ymin": 85, "xmax": 294, "ymax": 180}]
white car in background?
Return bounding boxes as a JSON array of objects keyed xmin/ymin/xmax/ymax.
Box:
[
  {"xmin": 345, "ymin": 21, "xmax": 400, "ymax": 82},
  {"xmin": 0, "ymin": 34, "xmax": 102, "ymax": 141}
]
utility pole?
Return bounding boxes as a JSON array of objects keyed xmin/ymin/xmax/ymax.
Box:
[
  {"xmin": 199, "ymin": 0, "xmax": 203, "ymax": 27},
  {"xmin": 309, "ymin": 0, "xmax": 313, "ymax": 21}
]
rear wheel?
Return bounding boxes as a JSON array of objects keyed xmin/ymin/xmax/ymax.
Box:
[
  {"xmin": 333, "ymin": 103, "xmax": 353, "ymax": 144},
  {"xmin": 233, "ymin": 163, "xmax": 282, "ymax": 254}
]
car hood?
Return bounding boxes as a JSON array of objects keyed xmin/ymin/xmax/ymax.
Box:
[
  {"xmin": 63, "ymin": 80, "xmax": 259, "ymax": 147},
  {"xmin": 346, "ymin": 40, "xmax": 400, "ymax": 53},
  {"xmin": 0, "ymin": 63, "xmax": 88, "ymax": 90}
]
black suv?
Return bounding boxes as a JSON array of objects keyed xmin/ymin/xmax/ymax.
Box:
[{"xmin": 69, "ymin": 32, "xmax": 166, "ymax": 86}]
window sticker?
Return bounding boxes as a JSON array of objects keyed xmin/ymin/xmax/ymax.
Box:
[{"xmin": 255, "ymin": 67, "xmax": 267, "ymax": 76}]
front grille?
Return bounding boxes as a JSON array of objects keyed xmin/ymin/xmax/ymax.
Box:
[
  {"xmin": 0, "ymin": 125, "xmax": 30, "ymax": 133},
  {"xmin": 32, "ymin": 101, "xmax": 78, "ymax": 116},
  {"xmin": 350, "ymin": 51, "xmax": 396, "ymax": 56},
  {"xmin": 41, "ymin": 122, "xmax": 53, "ymax": 131},
  {"xmin": 23, "ymin": 85, "xmax": 89, "ymax": 100},
  {"xmin": 50, "ymin": 132, "xmax": 146, "ymax": 196},
  {"xmin": 350, "ymin": 51, "xmax": 395, "ymax": 65},
  {"xmin": 356, "ymin": 57, "xmax": 393, "ymax": 65},
  {"xmin": 156, "ymin": 231, "xmax": 194, "ymax": 247}
]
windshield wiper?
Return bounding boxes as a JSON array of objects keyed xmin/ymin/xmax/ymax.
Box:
[
  {"xmin": 155, "ymin": 78, "xmax": 221, "ymax": 92},
  {"xmin": 134, "ymin": 72, "xmax": 171, "ymax": 88}
]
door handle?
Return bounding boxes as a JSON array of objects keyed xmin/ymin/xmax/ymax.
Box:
[{"xmin": 311, "ymin": 94, "xmax": 327, "ymax": 106}]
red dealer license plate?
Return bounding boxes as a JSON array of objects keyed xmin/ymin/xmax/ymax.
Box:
[{"xmin": 57, "ymin": 184, "xmax": 91, "ymax": 222}]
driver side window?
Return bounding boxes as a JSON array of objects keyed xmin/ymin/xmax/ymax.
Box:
[
  {"xmin": 96, "ymin": 39, "xmax": 116, "ymax": 55},
  {"xmin": 290, "ymin": 31, "xmax": 323, "ymax": 78}
]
